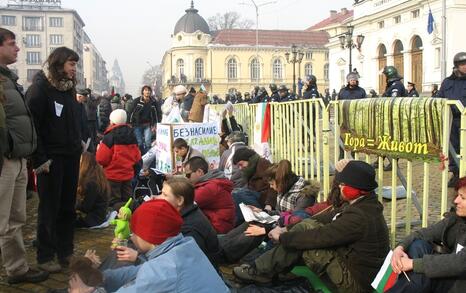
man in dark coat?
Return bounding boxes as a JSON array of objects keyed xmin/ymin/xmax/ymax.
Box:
[
  {"xmin": 382, "ymin": 66, "xmax": 406, "ymax": 98},
  {"xmin": 233, "ymin": 160, "xmax": 390, "ymax": 293},
  {"xmin": 407, "ymin": 82, "xmax": 420, "ymax": 97},
  {"xmin": 338, "ymin": 72, "xmax": 366, "ymax": 100},
  {"xmin": 438, "ymin": 52, "xmax": 466, "ymax": 187},
  {"xmin": 269, "ymin": 84, "xmax": 280, "ymax": 102}
]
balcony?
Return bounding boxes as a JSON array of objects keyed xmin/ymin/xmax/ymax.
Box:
[{"xmin": 167, "ymin": 77, "xmax": 211, "ymax": 86}]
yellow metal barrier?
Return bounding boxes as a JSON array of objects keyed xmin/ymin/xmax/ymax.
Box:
[{"xmin": 211, "ymin": 98, "xmax": 466, "ymax": 246}]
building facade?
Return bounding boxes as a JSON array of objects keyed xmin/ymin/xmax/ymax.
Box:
[
  {"xmin": 161, "ymin": 2, "xmax": 330, "ymax": 98},
  {"xmin": 83, "ymin": 32, "xmax": 109, "ymax": 94},
  {"xmin": 0, "ymin": 0, "xmax": 99, "ymax": 89},
  {"xmin": 323, "ymin": 0, "xmax": 466, "ymax": 95}
]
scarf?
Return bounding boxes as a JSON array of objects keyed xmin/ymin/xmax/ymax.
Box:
[
  {"xmin": 43, "ymin": 65, "xmax": 75, "ymax": 92},
  {"xmin": 242, "ymin": 154, "xmax": 260, "ymax": 180}
]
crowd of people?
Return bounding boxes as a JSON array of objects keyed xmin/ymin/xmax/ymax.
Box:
[{"xmin": 2, "ymin": 26, "xmax": 466, "ymax": 293}]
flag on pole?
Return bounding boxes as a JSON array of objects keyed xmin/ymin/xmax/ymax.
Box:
[
  {"xmin": 253, "ymin": 102, "xmax": 272, "ymax": 162},
  {"xmin": 427, "ymin": 8, "xmax": 435, "ymax": 34},
  {"xmin": 371, "ymin": 250, "xmax": 398, "ymax": 292},
  {"xmin": 110, "ymin": 86, "xmax": 115, "ymax": 96}
]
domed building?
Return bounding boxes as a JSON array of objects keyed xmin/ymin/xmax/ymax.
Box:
[{"xmin": 161, "ymin": 1, "xmax": 331, "ymax": 98}]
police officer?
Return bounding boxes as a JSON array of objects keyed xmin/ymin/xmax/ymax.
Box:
[
  {"xmin": 302, "ymin": 75, "xmax": 319, "ymax": 99},
  {"xmin": 438, "ymin": 52, "xmax": 466, "ymax": 187},
  {"xmin": 338, "ymin": 72, "xmax": 367, "ymax": 100},
  {"xmin": 406, "ymin": 82, "xmax": 419, "ymax": 97},
  {"xmin": 382, "ymin": 66, "xmax": 406, "ymax": 97},
  {"xmin": 278, "ymin": 85, "xmax": 295, "ymax": 102},
  {"xmin": 236, "ymin": 91, "xmax": 243, "ymax": 103},
  {"xmin": 269, "ymin": 84, "xmax": 279, "ymax": 102}
]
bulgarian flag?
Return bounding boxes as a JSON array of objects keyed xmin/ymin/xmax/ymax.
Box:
[
  {"xmin": 253, "ymin": 102, "xmax": 272, "ymax": 162},
  {"xmin": 372, "ymin": 250, "xmax": 398, "ymax": 292}
]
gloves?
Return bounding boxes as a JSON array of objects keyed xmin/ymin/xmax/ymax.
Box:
[{"xmin": 34, "ymin": 159, "xmax": 52, "ymax": 175}]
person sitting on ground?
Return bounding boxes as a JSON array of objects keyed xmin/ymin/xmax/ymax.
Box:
[
  {"xmin": 96, "ymin": 109, "xmax": 141, "ymax": 210},
  {"xmin": 219, "ymin": 160, "xmax": 320, "ymax": 264},
  {"xmin": 173, "ymin": 137, "xmax": 204, "ymax": 171},
  {"xmin": 184, "ymin": 157, "xmax": 235, "ymax": 234},
  {"xmin": 388, "ymin": 176, "xmax": 466, "ymax": 293},
  {"xmin": 231, "ymin": 148, "xmax": 277, "ymax": 225},
  {"xmin": 75, "ymin": 152, "xmax": 110, "ymax": 228},
  {"xmin": 218, "ymin": 131, "xmax": 248, "ymax": 189},
  {"xmin": 102, "ymin": 199, "xmax": 229, "ymax": 292},
  {"xmin": 233, "ymin": 160, "xmax": 390, "ymax": 293}
]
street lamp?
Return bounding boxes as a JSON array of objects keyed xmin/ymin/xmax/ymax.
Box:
[
  {"xmin": 285, "ymin": 44, "xmax": 305, "ymax": 94},
  {"xmin": 339, "ymin": 25, "xmax": 364, "ymax": 73}
]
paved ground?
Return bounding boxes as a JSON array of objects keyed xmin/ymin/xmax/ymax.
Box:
[{"xmin": 0, "ymin": 160, "xmax": 457, "ymax": 292}]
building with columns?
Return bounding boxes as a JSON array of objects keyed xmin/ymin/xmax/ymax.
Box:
[
  {"xmin": 318, "ymin": 0, "xmax": 466, "ymax": 95},
  {"xmin": 83, "ymin": 32, "xmax": 109, "ymax": 94},
  {"xmin": 161, "ymin": 1, "xmax": 330, "ymax": 98}
]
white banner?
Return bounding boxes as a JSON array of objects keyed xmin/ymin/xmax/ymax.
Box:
[{"xmin": 154, "ymin": 124, "xmax": 173, "ymax": 173}]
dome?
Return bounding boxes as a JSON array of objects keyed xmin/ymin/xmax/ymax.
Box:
[{"xmin": 174, "ymin": 1, "xmax": 210, "ymax": 35}]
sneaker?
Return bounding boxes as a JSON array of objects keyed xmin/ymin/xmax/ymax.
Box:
[
  {"xmin": 233, "ymin": 264, "xmax": 272, "ymax": 284},
  {"xmin": 38, "ymin": 261, "xmax": 62, "ymax": 273},
  {"xmin": 448, "ymin": 174, "xmax": 459, "ymax": 188},
  {"xmin": 7, "ymin": 268, "xmax": 49, "ymax": 284}
]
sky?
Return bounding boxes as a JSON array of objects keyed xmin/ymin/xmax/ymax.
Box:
[{"xmin": 6, "ymin": 0, "xmax": 354, "ymax": 95}]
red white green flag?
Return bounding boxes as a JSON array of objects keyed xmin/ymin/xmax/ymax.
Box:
[
  {"xmin": 253, "ymin": 102, "xmax": 272, "ymax": 162},
  {"xmin": 371, "ymin": 250, "xmax": 398, "ymax": 292}
]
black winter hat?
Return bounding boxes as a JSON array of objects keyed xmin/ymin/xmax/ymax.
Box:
[
  {"xmin": 232, "ymin": 148, "xmax": 257, "ymax": 164},
  {"xmin": 335, "ymin": 160, "xmax": 378, "ymax": 191}
]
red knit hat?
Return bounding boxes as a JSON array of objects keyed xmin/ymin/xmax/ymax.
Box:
[{"xmin": 130, "ymin": 199, "xmax": 183, "ymax": 245}]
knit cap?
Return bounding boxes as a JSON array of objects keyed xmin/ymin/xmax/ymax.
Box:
[
  {"xmin": 130, "ymin": 199, "xmax": 183, "ymax": 245},
  {"xmin": 109, "ymin": 109, "xmax": 127, "ymax": 125}
]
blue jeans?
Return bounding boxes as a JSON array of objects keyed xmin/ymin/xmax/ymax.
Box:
[
  {"xmin": 134, "ymin": 125, "xmax": 152, "ymax": 154},
  {"xmin": 232, "ymin": 188, "xmax": 262, "ymax": 226},
  {"xmin": 387, "ymin": 240, "xmax": 455, "ymax": 293}
]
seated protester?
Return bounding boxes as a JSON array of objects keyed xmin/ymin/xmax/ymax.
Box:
[
  {"xmin": 218, "ymin": 131, "xmax": 248, "ymax": 189},
  {"xmin": 96, "ymin": 109, "xmax": 141, "ymax": 210},
  {"xmin": 388, "ymin": 176, "xmax": 466, "ymax": 293},
  {"xmin": 219, "ymin": 160, "xmax": 319, "ymax": 264},
  {"xmin": 184, "ymin": 157, "xmax": 235, "ymax": 234},
  {"xmin": 231, "ymin": 148, "xmax": 277, "ymax": 225},
  {"xmin": 173, "ymin": 138, "xmax": 204, "ymax": 173},
  {"xmin": 102, "ymin": 199, "xmax": 229, "ymax": 293},
  {"xmin": 233, "ymin": 160, "xmax": 390, "ymax": 293},
  {"xmin": 76, "ymin": 152, "xmax": 110, "ymax": 228}
]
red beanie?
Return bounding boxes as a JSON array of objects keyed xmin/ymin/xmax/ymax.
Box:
[{"xmin": 130, "ymin": 199, "xmax": 183, "ymax": 245}]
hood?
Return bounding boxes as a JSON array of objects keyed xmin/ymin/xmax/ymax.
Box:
[
  {"xmin": 104, "ymin": 123, "xmax": 132, "ymax": 134},
  {"xmin": 145, "ymin": 233, "xmax": 184, "ymax": 260},
  {"xmin": 180, "ymin": 204, "xmax": 199, "ymax": 218},
  {"xmin": 198, "ymin": 169, "xmax": 226, "ymax": 183},
  {"xmin": 31, "ymin": 70, "xmax": 49, "ymax": 87}
]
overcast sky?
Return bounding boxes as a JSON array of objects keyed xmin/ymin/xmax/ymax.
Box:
[{"xmin": 8, "ymin": 0, "xmax": 354, "ymax": 94}]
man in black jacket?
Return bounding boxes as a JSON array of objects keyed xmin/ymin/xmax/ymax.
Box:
[
  {"xmin": 0, "ymin": 27, "xmax": 49, "ymax": 284},
  {"xmin": 234, "ymin": 160, "xmax": 390, "ymax": 293},
  {"xmin": 338, "ymin": 72, "xmax": 366, "ymax": 100}
]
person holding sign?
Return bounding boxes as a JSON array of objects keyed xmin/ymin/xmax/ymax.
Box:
[{"xmin": 388, "ymin": 177, "xmax": 466, "ymax": 293}]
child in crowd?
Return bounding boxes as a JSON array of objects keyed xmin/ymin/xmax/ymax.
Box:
[
  {"xmin": 76, "ymin": 152, "xmax": 110, "ymax": 228},
  {"xmin": 96, "ymin": 109, "xmax": 141, "ymax": 210}
]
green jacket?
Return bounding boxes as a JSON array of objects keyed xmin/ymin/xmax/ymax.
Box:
[{"xmin": 0, "ymin": 100, "xmax": 6, "ymax": 173}]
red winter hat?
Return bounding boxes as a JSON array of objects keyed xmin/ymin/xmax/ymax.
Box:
[{"xmin": 130, "ymin": 199, "xmax": 183, "ymax": 245}]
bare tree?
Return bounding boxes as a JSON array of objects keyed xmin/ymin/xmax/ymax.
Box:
[
  {"xmin": 141, "ymin": 65, "xmax": 162, "ymax": 97},
  {"xmin": 208, "ymin": 11, "xmax": 254, "ymax": 31}
]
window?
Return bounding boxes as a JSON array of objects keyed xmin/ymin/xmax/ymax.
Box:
[
  {"xmin": 394, "ymin": 15, "xmax": 401, "ymax": 24},
  {"xmin": 305, "ymin": 52, "xmax": 312, "ymax": 60},
  {"xmin": 304, "ymin": 63, "xmax": 313, "ymax": 76},
  {"xmin": 176, "ymin": 59, "xmax": 184, "ymax": 76},
  {"xmin": 1, "ymin": 15, "xmax": 16, "ymax": 26},
  {"xmin": 272, "ymin": 59, "xmax": 283, "ymax": 80},
  {"xmin": 378, "ymin": 21, "xmax": 384, "ymax": 29},
  {"xmin": 50, "ymin": 34, "xmax": 63, "ymax": 45},
  {"xmin": 25, "ymin": 35, "xmax": 40, "ymax": 47},
  {"xmin": 23, "ymin": 16, "xmax": 43, "ymax": 31},
  {"xmin": 194, "ymin": 58, "xmax": 204, "ymax": 80},
  {"xmin": 27, "ymin": 69, "xmax": 40, "ymax": 82},
  {"xmin": 227, "ymin": 58, "xmax": 237, "ymax": 80},
  {"xmin": 411, "ymin": 9, "xmax": 420, "ymax": 19},
  {"xmin": 26, "ymin": 52, "xmax": 41, "ymax": 65},
  {"xmin": 324, "ymin": 64, "xmax": 329, "ymax": 80},
  {"xmin": 250, "ymin": 58, "xmax": 260, "ymax": 81},
  {"xmin": 49, "ymin": 17, "xmax": 63, "ymax": 27}
]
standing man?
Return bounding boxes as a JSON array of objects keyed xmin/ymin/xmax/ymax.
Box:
[
  {"xmin": 182, "ymin": 87, "xmax": 196, "ymax": 122},
  {"xmin": 406, "ymin": 82, "xmax": 420, "ymax": 97},
  {"xmin": 438, "ymin": 52, "xmax": 466, "ymax": 187},
  {"xmin": 129, "ymin": 85, "xmax": 162, "ymax": 154},
  {"xmin": 338, "ymin": 72, "xmax": 367, "ymax": 100},
  {"xmin": 0, "ymin": 28, "xmax": 49, "ymax": 284},
  {"xmin": 269, "ymin": 84, "xmax": 280, "ymax": 102}
]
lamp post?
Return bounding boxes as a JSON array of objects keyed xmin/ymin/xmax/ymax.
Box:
[
  {"xmin": 285, "ymin": 44, "xmax": 305, "ymax": 94},
  {"xmin": 338, "ymin": 25, "xmax": 364, "ymax": 73}
]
